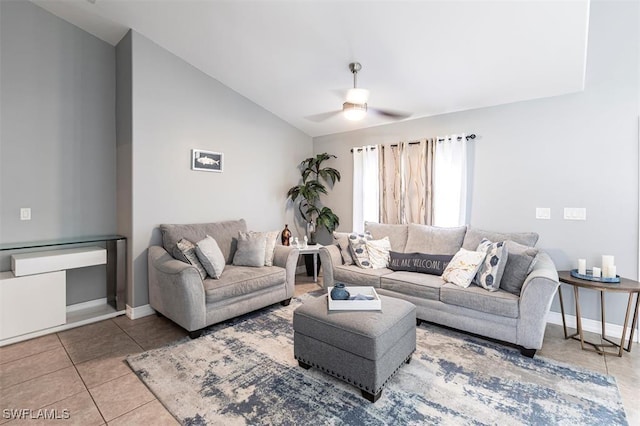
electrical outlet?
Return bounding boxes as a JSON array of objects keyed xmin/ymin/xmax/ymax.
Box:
[
  {"xmin": 563, "ymin": 207, "xmax": 586, "ymax": 221},
  {"xmin": 535, "ymin": 208, "xmax": 551, "ymax": 220},
  {"xmin": 20, "ymin": 208, "xmax": 31, "ymax": 221}
]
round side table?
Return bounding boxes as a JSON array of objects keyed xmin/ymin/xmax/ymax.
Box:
[{"xmin": 557, "ymin": 270, "xmax": 640, "ymax": 357}]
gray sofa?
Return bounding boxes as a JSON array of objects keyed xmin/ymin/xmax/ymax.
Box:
[
  {"xmin": 148, "ymin": 219, "xmax": 299, "ymax": 338},
  {"xmin": 320, "ymin": 222, "xmax": 559, "ymax": 357}
]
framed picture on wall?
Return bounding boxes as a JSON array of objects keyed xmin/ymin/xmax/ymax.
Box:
[{"xmin": 191, "ymin": 149, "xmax": 223, "ymax": 172}]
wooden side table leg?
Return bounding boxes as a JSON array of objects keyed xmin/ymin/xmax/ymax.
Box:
[
  {"xmin": 617, "ymin": 293, "xmax": 636, "ymax": 357},
  {"xmin": 574, "ymin": 286, "xmax": 586, "ymax": 350},
  {"xmin": 626, "ymin": 293, "xmax": 639, "ymax": 352},
  {"xmin": 558, "ymin": 285, "xmax": 570, "ymax": 339},
  {"xmin": 600, "ymin": 291, "xmax": 606, "ymax": 338}
]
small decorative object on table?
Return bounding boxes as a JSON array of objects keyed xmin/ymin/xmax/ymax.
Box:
[
  {"xmin": 330, "ymin": 283, "xmax": 350, "ymax": 300},
  {"xmin": 570, "ymin": 269, "xmax": 620, "ymax": 283},
  {"xmin": 281, "ymin": 224, "xmax": 291, "ymax": 246}
]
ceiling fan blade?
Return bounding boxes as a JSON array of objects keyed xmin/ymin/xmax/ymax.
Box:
[
  {"xmin": 304, "ymin": 110, "xmax": 342, "ymax": 122},
  {"xmin": 369, "ymin": 107, "xmax": 412, "ymax": 120}
]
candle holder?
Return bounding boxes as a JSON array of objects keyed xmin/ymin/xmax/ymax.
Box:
[{"xmin": 570, "ymin": 269, "xmax": 620, "ymax": 283}]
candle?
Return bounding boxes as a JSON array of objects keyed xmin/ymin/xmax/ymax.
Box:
[
  {"xmin": 608, "ymin": 265, "xmax": 617, "ymax": 278},
  {"xmin": 592, "ymin": 267, "xmax": 601, "ymax": 278},
  {"xmin": 578, "ymin": 259, "xmax": 587, "ymax": 275},
  {"xmin": 602, "ymin": 255, "xmax": 614, "ymax": 277}
]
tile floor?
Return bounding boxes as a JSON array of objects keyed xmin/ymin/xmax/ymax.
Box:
[{"xmin": 1, "ymin": 274, "xmax": 638, "ymax": 425}]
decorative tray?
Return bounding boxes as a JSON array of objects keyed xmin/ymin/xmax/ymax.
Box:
[
  {"xmin": 570, "ymin": 269, "xmax": 620, "ymax": 283},
  {"xmin": 328, "ymin": 286, "xmax": 382, "ymax": 311}
]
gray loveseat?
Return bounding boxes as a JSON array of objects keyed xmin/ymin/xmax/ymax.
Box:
[
  {"xmin": 148, "ymin": 219, "xmax": 299, "ymax": 338},
  {"xmin": 320, "ymin": 222, "xmax": 559, "ymax": 357}
]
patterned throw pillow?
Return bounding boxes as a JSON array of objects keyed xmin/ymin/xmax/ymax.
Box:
[
  {"xmin": 474, "ymin": 238, "xmax": 508, "ymax": 291},
  {"xmin": 365, "ymin": 237, "xmax": 391, "ymax": 269},
  {"xmin": 173, "ymin": 238, "xmax": 207, "ymax": 280},
  {"xmin": 442, "ymin": 248, "xmax": 487, "ymax": 288},
  {"xmin": 348, "ymin": 232, "xmax": 373, "ymax": 268},
  {"xmin": 195, "ymin": 235, "xmax": 226, "ymax": 279}
]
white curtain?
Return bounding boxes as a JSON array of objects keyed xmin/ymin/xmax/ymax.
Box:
[
  {"xmin": 433, "ymin": 134, "xmax": 468, "ymax": 227},
  {"xmin": 352, "ymin": 145, "xmax": 379, "ymax": 232}
]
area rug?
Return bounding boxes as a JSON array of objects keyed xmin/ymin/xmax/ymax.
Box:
[{"xmin": 126, "ymin": 295, "xmax": 628, "ymax": 425}]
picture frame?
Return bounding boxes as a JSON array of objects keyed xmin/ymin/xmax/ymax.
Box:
[{"xmin": 191, "ymin": 149, "xmax": 223, "ymax": 172}]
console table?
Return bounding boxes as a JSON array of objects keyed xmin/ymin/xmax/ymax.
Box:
[
  {"xmin": 0, "ymin": 235, "xmax": 126, "ymax": 346},
  {"xmin": 297, "ymin": 244, "xmax": 323, "ymax": 282},
  {"xmin": 557, "ymin": 270, "xmax": 640, "ymax": 357}
]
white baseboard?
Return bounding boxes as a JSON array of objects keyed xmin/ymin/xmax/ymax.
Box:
[
  {"xmin": 66, "ymin": 297, "xmax": 107, "ymax": 313},
  {"xmin": 125, "ymin": 304, "xmax": 155, "ymax": 320},
  {"xmin": 547, "ymin": 311, "xmax": 640, "ymax": 343}
]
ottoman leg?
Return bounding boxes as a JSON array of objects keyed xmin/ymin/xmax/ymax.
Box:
[
  {"xmin": 298, "ymin": 360, "xmax": 312, "ymax": 370},
  {"xmin": 362, "ymin": 389, "xmax": 382, "ymax": 403},
  {"xmin": 406, "ymin": 356, "xmax": 412, "ymax": 364}
]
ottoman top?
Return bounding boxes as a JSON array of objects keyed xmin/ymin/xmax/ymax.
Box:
[{"xmin": 293, "ymin": 294, "xmax": 416, "ymax": 361}]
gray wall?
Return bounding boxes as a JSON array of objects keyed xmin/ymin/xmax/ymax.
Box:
[
  {"xmin": 124, "ymin": 32, "xmax": 312, "ymax": 307},
  {"xmin": 0, "ymin": 0, "xmax": 116, "ymax": 304},
  {"xmin": 314, "ymin": 1, "xmax": 639, "ymax": 326}
]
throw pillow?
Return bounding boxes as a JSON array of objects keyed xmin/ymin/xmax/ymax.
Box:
[
  {"xmin": 195, "ymin": 235, "xmax": 226, "ymax": 279},
  {"xmin": 348, "ymin": 232, "xmax": 373, "ymax": 268},
  {"xmin": 388, "ymin": 252, "xmax": 453, "ymax": 276},
  {"xmin": 173, "ymin": 238, "xmax": 207, "ymax": 280},
  {"xmin": 263, "ymin": 230, "xmax": 279, "ymax": 266},
  {"xmin": 500, "ymin": 241, "xmax": 539, "ymax": 295},
  {"xmin": 473, "ymin": 238, "xmax": 508, "ymax": 291},
  {"xmin": 404, "ymin": 223, "xmax": 467, "ymax": 255},
  {"xmin": 442, "ymin": 248, "xmax": 487, "ymax": 288},
  {"xmin": 232, "ymin": 231, "xmax": 267, "ymax": 267},
  {"xmin": 333, "ymin": 231, "xmax": 354, "ymax": 265},
  {"xmin": 364, "ymin": 222, "xmax": 409, "ymax": 252},
  {"xmin": 365, "ymin": 237, "xmax": 392, "ymax": 269}
]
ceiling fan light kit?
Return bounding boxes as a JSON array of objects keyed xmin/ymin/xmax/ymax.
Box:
[{"xmin": 343, "ymin": 102, "xmax": 367, "ymax": 121}]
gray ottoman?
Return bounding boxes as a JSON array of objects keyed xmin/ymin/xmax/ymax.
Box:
[{"xmin": 293, "ymin": 294, "xmax": 416, "ymax": 402}]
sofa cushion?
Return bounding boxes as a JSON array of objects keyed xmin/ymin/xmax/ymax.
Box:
[
  {"xmin": 501, "ymin": 241, "xmax": 539, "ymax": 295},
  {"xmin": 365, "ymin": 222, "xmax": 409, "ymax": 252},
  {"xmin": 233, "ymin": 231, "xmax": 267, "ymax": 267},
  {"xmin": 474, "ymin": 239, "xmax": 508, "ymax": 291},
  {"xmin": 365, "ymin": 237, "xmax": 391, "ymax": 269},
  {"xmin": 442, "ymin": 248, "xmax": 486, "ymax": 288},
  {"xmin": 333, "ymin": 232, "xmax": 354, "ymax": 265},
  {"xmin": 440, "ymin": 283, "xmax": 520, "ymax": 318},
  {"xmin": 333, "ymin": 264, "xmax": 394, "ymax": 287},
  {"xmin": 388, "ymin": 251, "xmax": 453, "ymax": 276},
  {"xmin": 161, "ymin": 219, "xmax": 247, "ymax": 264},
  {"xmin": 462, "ymin": 226, "xmax": 539, "ymax": 251},
  {"xmin": 348, "ymin": 232, "xmax": 373, "ymax": 268},
  {"xmin": 203, "ymin": 265, "xmax": 285, "ymax": 304},
  {"xmin": 404, "ymin": 223, "xmax": 466, "ymax": 255},
  {"xmin": 173, "ymin": 239, "xmax": 207, "ymax": 280},
  {"xmin": 195, "ymin": 236, "xmax": 225, "ymax": 279},
  {"xmin": 380, "ymin": 271, "xmax": 444, "ymax": 301}
]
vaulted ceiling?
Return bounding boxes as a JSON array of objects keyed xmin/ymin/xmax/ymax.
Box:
[{"xmin": 32, "ymin": 0, "xmax": 590, "ymax": 137}]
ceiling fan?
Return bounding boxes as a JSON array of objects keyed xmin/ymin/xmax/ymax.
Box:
[{"xmin": 306, "ymin": 62, "xmax": 411, "ymax": 122}]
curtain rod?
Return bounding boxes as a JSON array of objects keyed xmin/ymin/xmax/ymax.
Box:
[{"xmin": 350, "ymin": 133, "xmax": 476, "ymax": 153}]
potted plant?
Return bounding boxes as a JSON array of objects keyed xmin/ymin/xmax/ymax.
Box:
[{"xmin": 286, "ymin": 152, "xmax": 341, "ymax": 245}]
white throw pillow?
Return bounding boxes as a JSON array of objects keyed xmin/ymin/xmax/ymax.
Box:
[
  {"xmin": 195, "ymin": 235, "xmax": 226, "ymax": 279},
  {"xmin": 365, "ymin": 237, "xmax": 392, "ymax": 269},
  {"xmin": 474, "ymin": 238, "xmax": 508, "ymax": 291},
  {"xmin": 442, "ymin": 248, "xmax": 487, "ymax": 288}
]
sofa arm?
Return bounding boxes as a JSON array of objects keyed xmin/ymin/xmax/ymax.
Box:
[
  {"xmin": 273, "ymin": 245, "xmax": 300, "ymax": 298},
  {"xmin": 148, "ymin": 245, "xmax": 207, "ymax": 331},
  {"xmin": 319, "ymin": 245, "xmax": 342, "ymax": 289},
  {"xmin": 516, "ymin": 252, "xmax": 560, "ymax": 349}
]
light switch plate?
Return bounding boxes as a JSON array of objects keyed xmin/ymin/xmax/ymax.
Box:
[
  {"xmin": 20, "ymin": 208, "xmax": 31, "ymax": 221},
  {"xmin": 564, "ymin": 207, "xmax": 586, "ymax": 221},
  {"xmin": 535, "ymin": 208, "xmax": 551, "ymax": 220}
]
